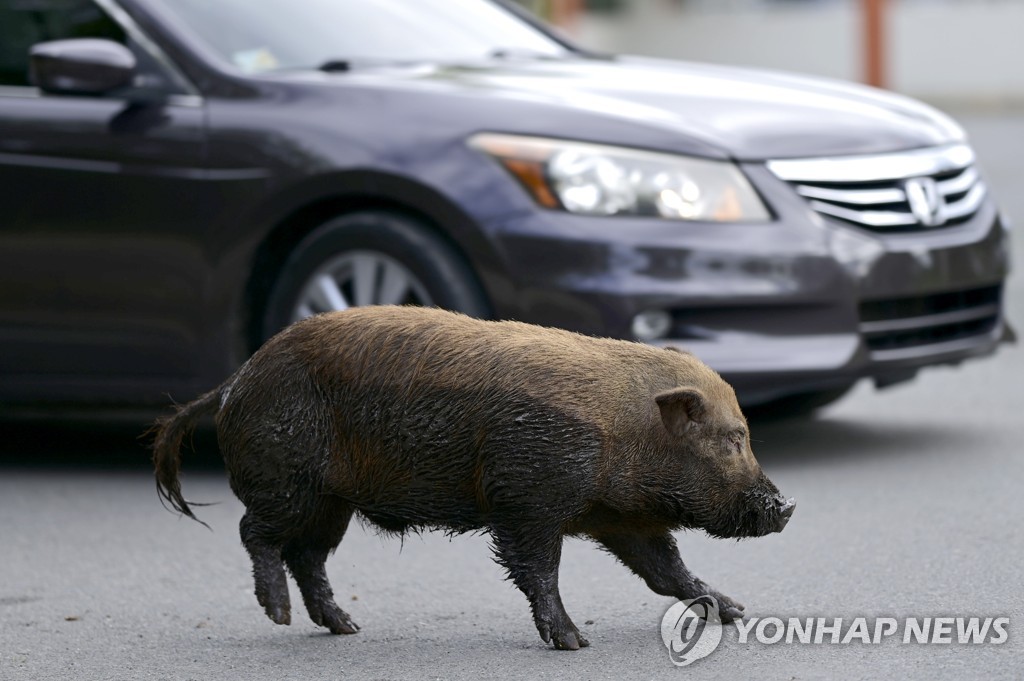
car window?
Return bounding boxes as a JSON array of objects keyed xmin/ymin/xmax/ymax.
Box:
[
  {"xmin": 0, "ymin": 0, "xmax": 127, "ymax": 87},
  {"xmin": 144, "ymin": 0, "xmax": 569, "ymax": 74}
]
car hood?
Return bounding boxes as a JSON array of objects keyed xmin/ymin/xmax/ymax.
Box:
[{"xmin": 326, "ymin": 56, "xmax": 964, "ymax": 161}]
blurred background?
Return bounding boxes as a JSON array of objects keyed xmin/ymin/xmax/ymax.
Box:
[{"xmin": 519, "ymin": 0, "xmax": 1024, "ymax": 108}]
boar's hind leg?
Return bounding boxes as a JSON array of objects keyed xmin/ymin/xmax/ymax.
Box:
[
  {"xmin": 490, "ymin": 523, "xmax": 589, "ymax": 651},
  {"xmin": 595, "ymin": 532, "xmax": 745, "ymax": 622},
  {"xmin": 240, "ymin": 511, "xmax": 292, "ymax": 626},
  {"xmin": 282, "ymin": 500, "xmax": 359, "ymax": 635}
]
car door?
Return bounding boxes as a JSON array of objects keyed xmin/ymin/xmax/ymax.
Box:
[{"xmin": 0, "ymin": 0, "xmax": 210, "ymax": 403}]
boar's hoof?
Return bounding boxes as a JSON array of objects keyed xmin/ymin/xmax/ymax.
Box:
[
  {"xmin": 555, "ymin": 630, "xmax": 589, "ymax": 651},
  {"xmin": 264, "ymin": 603, "xmax": 291, "ymax": 626},
  {"xmin": 710, "ymin": 591, "xmax": 745, "ymax": 623},
  {"xmin": 718, "ymin": 604, "xmax": 745, "ymax": 624},
  {"xmin": 538, "ymin": 622, "xmax": 590, "ymax": 651},
  {"xmin": 320, "ymin": 606, "xmax": 360, "ymax": 635}
]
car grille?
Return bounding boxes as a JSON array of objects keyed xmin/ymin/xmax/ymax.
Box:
[
  {"xmin": 767, "ymin": 144, "xmax": 986, "ymax": 232},
  {"xmin": 858, "ymin": 285, "xmax": 1002, "ymax": 360}
]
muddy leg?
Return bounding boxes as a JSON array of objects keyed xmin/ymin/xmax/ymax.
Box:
[
  {"xmin": 240, "ymin": 512, "xmax": 291, "ymax": 625},
  {"xmin": 595, "ymin": 531, "xmax": 745, "ymax": 622},
  {"xmin": 282, "ymin": 501, "xmax": 359, "ymax": 635},
  {"xmin": 491, "ymin": 523, "xmax": 589, "ymax": 650}
]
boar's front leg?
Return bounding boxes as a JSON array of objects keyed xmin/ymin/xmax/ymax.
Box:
[
  {"xmin": 490, "ymin": 522, "xmax": 590, "ymax": 650},
  {"xmin": 595, "ymin": 531, "xmax": 745, "ymax": 622}
]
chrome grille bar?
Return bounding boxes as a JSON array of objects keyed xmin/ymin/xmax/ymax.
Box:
[
  {"xmin": 938, "ymin": 166, "xmax": 978, "ymax": 195},
  {"xmin": 795, "ymin": 185, "xmax": 905, "ymax": 205},
  {"xmin": 806, "ymin": 200, "xmax": 917, "ymax": 227},
  {"xmin": 767, "ymin": 144, "xmax": 974, "ymax": 183},
  {"xmin": 767, "ymin": 144, "xmax": 986, "ymax": 231}
]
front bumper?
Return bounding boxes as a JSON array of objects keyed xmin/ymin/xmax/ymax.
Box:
[{"xmin": 478, "ymin": 163, "xmax": 1012, "ymax": 406}]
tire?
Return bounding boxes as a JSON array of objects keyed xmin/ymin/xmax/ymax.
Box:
[
  {"xmin": 743, "ymin": 385, "xmax": 853, "ymax": 421},
  {"xmin": 262, "ymin": 211, "xmax": 489, "ymax": 340}
]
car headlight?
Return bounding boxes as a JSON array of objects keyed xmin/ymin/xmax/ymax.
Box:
[{"xmin": 469, "ymin": 133, "xmax": 770, "ymax": 222}]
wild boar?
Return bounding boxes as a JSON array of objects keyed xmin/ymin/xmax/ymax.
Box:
[{"xmin": 153, "ymin": 305, "xmax": 794, "ymax": 650}]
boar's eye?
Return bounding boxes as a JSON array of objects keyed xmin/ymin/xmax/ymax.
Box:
[{"xmin": 726, "ymin": 430, "xmax": 746, "ymax": 453}]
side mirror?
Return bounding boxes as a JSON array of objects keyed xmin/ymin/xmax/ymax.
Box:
[{"xmin": 30, "ymin": 39, "xmax": 136, "ymax": 96}]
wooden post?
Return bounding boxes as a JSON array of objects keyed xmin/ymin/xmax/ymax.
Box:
[
  {"xmin": 548, "ymin": 0, "xmax": 584, "ymax": 34},
  {"xmin": 864, "ymin": 0, "xmax": 887, "ymax": 88},
  {"xmin": 532, "ymin": 0, "xmax": 581, "ymax": 32}
]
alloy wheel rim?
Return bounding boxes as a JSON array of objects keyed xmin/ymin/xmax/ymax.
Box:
[{"xmin": 291, "ymin": 250, "xmax": 433, "ymax": 322}]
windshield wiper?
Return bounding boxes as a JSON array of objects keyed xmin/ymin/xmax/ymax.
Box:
[
  {"xmin": 487, "ymin": 48, "xmax": 558, "ymax": 61},
  {"xmin": 316, "ymin": 58, "xmax": 421, "ymax": 72},
  {"xmin": 315, "ymin": 53, "xmax": 561, "ymax": 73},
  {"xmin": 318, "ymin": 59, "xmax": 351, "ymax": 73}
]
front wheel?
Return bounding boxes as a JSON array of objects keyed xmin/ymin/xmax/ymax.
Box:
[{"xmin": 262, "ymin": 211, "xmax": 489, "ymax": 341}]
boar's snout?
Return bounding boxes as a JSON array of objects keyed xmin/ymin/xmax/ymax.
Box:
[
  {"xmin": 716, "ymin": 473, "xmax": 796, "ymax": 538},
  {"xmin": 775, "ymin": 496, "xmax": 796, "ymax": 532}
]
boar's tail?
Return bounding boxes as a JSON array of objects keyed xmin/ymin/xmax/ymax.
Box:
[{"xmin": 151, "ymin": 386, "xmax": 221, "ymax": 528}]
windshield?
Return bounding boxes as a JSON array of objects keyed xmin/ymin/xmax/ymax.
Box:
[{"xmin": 146, "ymin": 0, "xmax": 570, "ymax": 74}]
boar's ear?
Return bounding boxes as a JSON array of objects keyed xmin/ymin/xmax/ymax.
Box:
[{"xmin": 655, "ymin": 387, "xmax": 706, "ymax": 437}]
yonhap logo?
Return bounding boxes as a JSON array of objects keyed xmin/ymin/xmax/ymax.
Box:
[
  {"xmin": 660, "ymin": 596, "xmax": 723, "ymax": 666},
  {"xmin": 658, "ymin": 602, "xmax": 1009, "ymax": 667}
]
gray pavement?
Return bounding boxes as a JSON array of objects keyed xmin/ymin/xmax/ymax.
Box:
[{"xmin": 2, "ymin": 112, "xmax": 1023, "ymax": 680}]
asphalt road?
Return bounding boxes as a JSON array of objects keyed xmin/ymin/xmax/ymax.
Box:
[{"xmin": 2, "ymin": 112, "xmax": 1023, "ymax": 681}]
